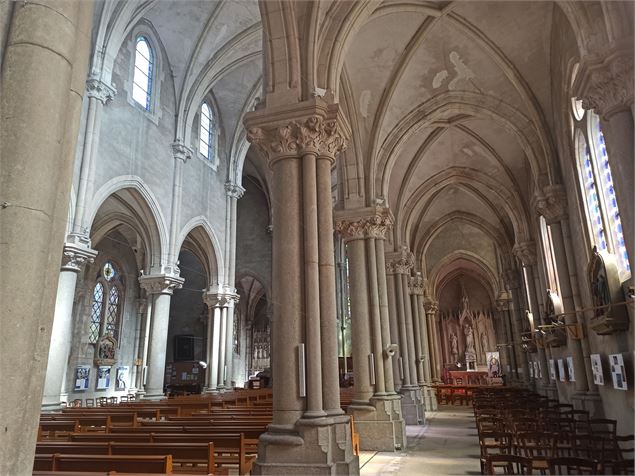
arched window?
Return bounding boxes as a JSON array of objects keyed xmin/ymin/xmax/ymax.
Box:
[
  {"xmin": 132, "ymin": 36, "xmax": 153, "ymax": 110},
  {"xmin": 199, "ymin": 103, "xmax": 214, "ymax": 160},
  {"xmin": 88, "ymin": 260, "xmax": 125, "ymax": 344},
  {"xmin": 572, "ymin": 95, "xmax": 630, "ymax": 277}
]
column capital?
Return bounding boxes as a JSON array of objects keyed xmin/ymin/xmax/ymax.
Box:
[
  {"xmin": 533, "ymin": 185, "xmax": 568, "ymax": 224},
  {"xmin": 225, "ymin": 182, "xmax": 245, "ymax": 199},
  {"xmin": 244, "ymin": 97, "xmax": 350, "ymax": 166},
  {"xmin": 334, "ymin": 206, "xmax": 393, "ymax": 241},
  {"xmin": 86, "ymin": 76, "xmax": 116, "ymax": 104},
  {"xmin": 409, "ymin": 272, "xmax": 425, "ymax": 295},
  {"xmin": 171, "ymin": 140, "xmax": 193, "ymax": 163},
  {"xmin": 424, "ymin": 298, "xmax": 438, "ymax": 313},
  {"xmin": 385, "ymin": 245, "xmax": 414, "ymax": 274},
  {"xmin": 138, "ymin": 273, "xmax": 184, "ymax": 295},
  {"xmin": 203, "ymin": 289, "xmax": 240, "ymax": 308},
  {"xmin": 512, "ymin": 241, "xmax": 537, "ymax": 266},
  {"xmin": 61, "ymin": 243, "xmax": 98, "ymax": 272},
  {"xmin": 573, "ymin": 42, "xmax": 634, "ymax": 120}
]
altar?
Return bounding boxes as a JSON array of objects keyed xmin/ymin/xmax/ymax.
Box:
[{"xmin": 448, "ymin": 370, "xmax": 489, "ymax": 385}]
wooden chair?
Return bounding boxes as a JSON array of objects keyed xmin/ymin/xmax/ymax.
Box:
[
  {"xmin": 485, "ymin": 454, "xmax": 533, "ymax": 475},
  {"xmin": 84, "ymin": 398, "xmax": 94, "ymax": 408},
  {"xmin": 606, "ymin": 458, "xmax": 635, "ymax": 475},
  {"xmin": 589, "ymin": 418, "xmax": 617, "ymax": 440},
  {"xmin": 547, "ymin": 456, "xmax": 599, "ymax": 475},
  {"xmin": 71, "ymin": 399, "xmax": 82, "ymax": 408},
  {"xmin": 108, "ymin": 396, "xmax": 118, "ymax": 406},
  {"xmin": 479, "ymin": 431, "xmax": 513, "ymax": 474},
  {"xmin": 515, "ymin": 431, "xmax": 556, "ymax": 473}
]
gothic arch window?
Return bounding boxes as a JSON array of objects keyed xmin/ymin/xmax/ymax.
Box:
[
  {"xmin": 88, "ymin": 260, "xmax": 125, "ymax": 344},
  {"xmin": 571, "ymin": 94, "xmax": 630, "ymax": 278},
  {"xmin": 199, "ymin": 103, "xmax": 214, "ymax": 160},
  {"xmin": 132, "ymin": 36, "xmax": 153, "ymax": 110}
]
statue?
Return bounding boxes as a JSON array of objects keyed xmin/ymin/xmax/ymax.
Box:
[
  {"xmin": 480, "ymin": 331, "xmax": 488, "ymax": 356},
  {"xmin": 464, "ymin": 325, "xmax": 475, "ymax": 354},
  {"xmin": 449, "ymin": 332, "xmax": 459, "ymax": 360}
]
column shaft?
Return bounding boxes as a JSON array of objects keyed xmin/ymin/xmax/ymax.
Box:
[
  {"xmin": 217, "ymin": 307, "xmax": 228, "ymax": 389},
  {"xmin": 386, "ymin": 273, "xmax": 402, "ymax": 388},
  {"xmin": 375, "ymin": 239, "xmax": 395, "ymax": 394},
  {"xmin": 136, "ymin": 297, "xmax": 153, "ymax": 393},
  {"xmin": 145, "ymin": 292, "xmax": 172, "ymax": 398},
  {"xmin": 366, "ymin": 238, "xmax": 386, "ymax": 395},
  {"xmin": 394, "ymin": 274, "xmax": 411, "ymax": 387},
  {"xmin": 410, "ymin": 292, "xmax": 424, "ymax": 385},
  {"xmin": 224, "ymin": 304, "xmax": 235, "ymax": 389}
]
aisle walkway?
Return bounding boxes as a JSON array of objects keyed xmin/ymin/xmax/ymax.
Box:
[{"xmin": 360, "ymin": 406, "xmax": 481, "ymax": 476}]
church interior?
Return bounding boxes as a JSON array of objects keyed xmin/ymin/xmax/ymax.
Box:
[{"xmin": 1, "ymin": 1, "xmax": 634, "ymax": 475}]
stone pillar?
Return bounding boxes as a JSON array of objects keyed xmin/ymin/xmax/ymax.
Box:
[
  {"xmin": 408, "ymin": 276, "xmax": 425, "ymax": 386},
  {"xmin": 411, "ymin": 273, "xmax": 436, "ymax": 410},
  {"xmin": 245, "ymin": 98, "xmax": 356, "ymax": 474},
  {"xmin": 223, "ymin": 294, "xmax": 240, "ymax": 389},
  {"xmin": 135, "ymin": 296, "xmax": 153, "ymax": 395},
  {"xmin": 534, "ymin": 186, "xmax": 589, "ymax": 398},
  {"xmin": 574, "ymin": 46, "xmax": 634, "ymax": 271},
  {"xmin": 42, "ymin": 245, "xmax": 97, "ymax": 409},
  {"xmin": 139, "ymin": 274, "xmax": 184, "ymax": 399},
  {"xmin": 386, "ymin": 247, "xmax": 424, "ymax": 424},
  {"xmin": 425, "ymin": 300, "xmax": 442, "ymax": 382},
  {"xmin": 503, "ymin": 268, "xmax": 529, "ymax": 384},
  {"xmin": 202, "ymin": 292, "xmax": 225, "ymax": 392},
  {"xmin": 385, "ymin": 270, "xmax": 402, "ymax": 389},
  {"xmin": 128, "ymin": 298, "xmax": 147, "ymax": 394},
  {"xmin": 335, "ymin": 208, "xmax": 405, "ymax": 451},
  {"xmin": 217, "ymin": 306, "xmax": 228, "ymax": 389},
  {"xmin": 1, "ymin": 2, "xmax": 95, "ymax": 473}
]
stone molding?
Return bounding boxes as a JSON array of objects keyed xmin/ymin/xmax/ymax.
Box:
[
  {"xmin": 244, "ymin": 98, "xmax": 350, "ymax": 166},
  {"xmin": 138, "ymin": 273, "xmax": 184, "ymax": 295},
  {"xmin": 171, "ymin": 140, "xmax": 192, "ymax": 163},
  {"xmin": 61, "ymin": 243, "xmax": 98, "ymax": 272},
  {"xmin": 225, "ymin": 182, "xmax": 245, "ymax": 200},
  {"xmin": 573, "ymin": 43, "xmax": 634, "ymax": 120},
  {"xmin": 334, "ymin": 206, "xmax": 393, "ymax": 241},
  {"xmin": 86, "ymin": 76, "xmax": 116, "ymax": 104},
  {"xmin": 385, "ymin": 245, "xmax": 415, "ymax": 275},
  {"xmin": 533, "ymin": 185, "xmax": 567, "ymax": 224},
  {"xmin": 513, "ymin": 241, "xmax": 537, "ymax": 267}
]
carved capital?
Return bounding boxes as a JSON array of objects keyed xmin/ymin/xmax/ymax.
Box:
[
  {"xmin": 203, "ymin": 290, "xmax": 240, "ymax": 308},
  {"xmin": 424, "ymin": 298, "xmax": 438, "ymax": 314},
  {"xmin": 409, "ymin": 272, "xmax": 425, "ymax": 295},
  {"xmin": 244, "ymin": 98, "xmax": 350, "ymax": 166},
  {"xmin": 225, "ymin": 182, "xmax": 245, "ymax": 199},
  {"xmin": 386, "ymin": 245, "xmax": 414, "ymax": 275},
  {"xmin": 334, "ymin": 207, "xmax": 393, "ymax": 241},
  {"xmin": 138, "ymin": 274, "xmax": 184, "ymax": 295},
  {"xmin": 61, "ymin": 243, "xmax": 98, "ymax": 271},
  {"xmin": 86, "ymin": 76, "xmax": 116, "ymax": 104},
  {"xmin": 171, "ymin": 140, "xmax": 193, "ymax": 163},
  {"xmin": 533, "ymin": 185, "xmax": 567, "ymax": 224},
  {"xmin": 513, "ymin": 241, "xmax": 537, "ymax": 267},
  {"xmin": 574, "ymin": 46, "xmax": 634, "ymax": 120}
]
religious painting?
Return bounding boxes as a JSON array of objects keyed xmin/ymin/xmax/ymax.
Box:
[
  {"xmin": 567, "ymin": 356, "xmax": 575, "ymax": 382},
  {"xmin": 558, "ymin": 359, "xmax": 566, "ymax": 382},
  {"xmin": 97, "ymin": 366, "xmax": 111, "ymax": 390},
  {"xmin": 74, "ymin": 365, "xmax": 90, "ymax": 391},
  {"xmin": 549, "ymin": 359, "xmax": 556, "ymax": 381},
  {"xmin": 609, "ymin": 353, "xmax": 627, "ymax": 390},
  {"xmin": 590, "ymin": 354, "xmax": 604, "ymax": 385},
  {"xmin": 115, "ymin": 366, "xmax": 129, "ymax": 391},
  {"xmin": 486, "ymin": 351, "xmax": 500, "ymax": 378},
  {"xmin": 95, "ymin": 335, "xmax": 117, "ymax": 366}
]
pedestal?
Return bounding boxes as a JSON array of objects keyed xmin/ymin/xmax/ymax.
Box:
[
  {"xmin": 348, "ymin": 396, "xmax": 406, "ymax": 451},
  {"xmin": 253, "ymin": 416, "xmax": 359, "ymax": 475},
  {"xmin": 399, "ymin": 386, "xmax": 424, "ymax": 425},
  {"xmin": 422, "ymin": 384, "xmax": 438, "ymax": 411}
]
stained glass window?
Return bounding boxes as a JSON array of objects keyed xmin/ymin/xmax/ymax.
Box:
[
  {"xmin": 89, "ymin": 282, "xmax": 104, "ymax": 343},
  {"xmin": 132, "ymin": 37, "xmax": 153, "ymax": 110},
  {"xmin": 87, "ymin": 260, "xmax": 124, "ymax": 344},
  {"xmin": 199, "ymin": 103, "xmax": 213, "ymax": 160}
]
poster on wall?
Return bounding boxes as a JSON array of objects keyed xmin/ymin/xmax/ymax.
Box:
[
  {"xmin": 549, "ymin": 359, "xmax": 556, "ymax": 381},
  {"xmin": 590, "ymin": 354, "xmax": 604, "ymax": 385},
  {"xmin": 609, "ymin": 353, "xmax": 628, "ymax": 390},
  {"xmin": 558, "ymin": 359, "xmax": 566, "ymax": 382},
  {"xmin": 567, "ymin": 356, "xmax": 575, "ymax": 382},
  {"xmin": 74, "ymin": 366, "xmax": 90, "ymax": 391},
  {"xmin": 116, "ymin": 366, "xmax": 129, "ymax": 391},
  {"xmin": 486, "ymin": 351, "xmax": 501, "ymax": 378},
  {"xmin": 97, "ymin": 366, "xmax": 111, "ymax": 390}
]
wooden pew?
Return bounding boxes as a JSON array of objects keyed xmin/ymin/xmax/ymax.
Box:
[
  {"xmin": 34, "ymin": 454, "xmax": 172, "ymax": 473},
  {"xmin": 109, "ymin": 442, "xmax": 215, "ymax": 474},
  {"xmin": 38, "ymin": 421, "xmax": 79, "ymax": 440},
  {"xmin": 70, "ymin": 432, "xmax": 151, "ymax": 443}
]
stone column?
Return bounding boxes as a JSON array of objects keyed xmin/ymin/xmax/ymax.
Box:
[
  {"xmin": 411, "ymin": 273, "xmax": 436, "ymax": 410},
  {"xmin": 503, "ymin": 268, "xmax": 529, "ymax": 384},
  {"xmin": 335, "ymin": 208, "xmax": 405, "ymax": 451},
  {"xmin": 245, "ymin": 98, "xmax": 356, "ymax": 474},
  {"xmin": 1, "ymin": 2, "xmax": 95, "ymax": 473},
  {"xmin": 385, "ymin": 269, "xmax": 402, "ymax": 389},
  {"xmin": 135, "ymin": 296, "xmax": 153, "ymax": 395},
  {"xmin": 217, "ymin": 306, "xmax": 228, "ymax": 389},
  {"xmin": 223, "ymin": 294, "xmax": 240, "ymax": 389},
  {"xmin": 495, "ymin": 298, "xmax": 513, "ymax": 380},
  {"xmin": 202, "ymin": 292, "xmax": 225, "ymax": 392},
  {"xmin": 534, "ymin": 186, "xmax": 589, "ymax": 398},
  {"xmin": 387, "ymin": 247, "xmax": 424, "ymax": 424},
  {"xmin": 408, "ymin": 276, "xmax": 425, "ymax": 386},
  {"xmin": 139, "ymin": 274, "xmax": 184, "ymax": 399},
  {"xmin": 42, "ymin": 245, "xmax": 97, "ymax": 409},
  {"xmin": 128, "ymin": 298, "xmax": 147, "ymax": 394},
  {"xmin": 574, "ymin": 46, "xmax": 634, "ymax": 271},
  {"xmin": 425, "ymin": 300, "xmax": 442, "ymax": 382}
]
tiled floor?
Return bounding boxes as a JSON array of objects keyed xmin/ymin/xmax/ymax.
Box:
[{"xmin": 360, "ymin": 405, "xmax": 481, "ymax": 476}]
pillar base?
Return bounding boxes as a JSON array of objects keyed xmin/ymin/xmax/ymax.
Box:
[
  {"xmin": 421, "ymin": 384, "xmax": 438, "ymax": 411},
  {"xmin": 252, "ymin": 416, "xmax": 359, "ymax": 475},
  {"xmin": 347, "ymin": 395, "xmax": 406, "ymax": 451},
  {"xmin": 399, "ymin": 386, "xmax": 424, "ymax": 425}
]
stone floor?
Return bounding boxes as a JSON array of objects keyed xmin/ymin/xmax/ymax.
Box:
[{"xmin": 360, "ymin": 405, "xmax": 481, "ymax": 476}]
